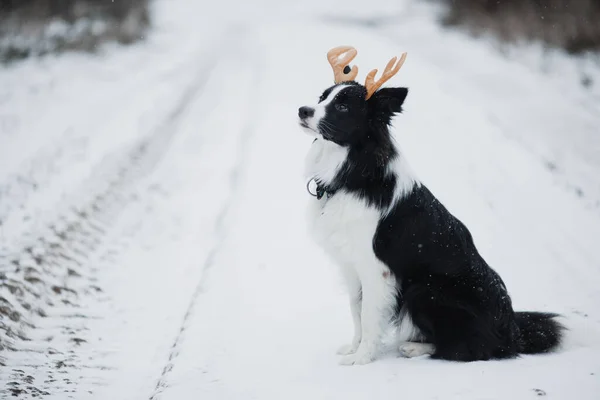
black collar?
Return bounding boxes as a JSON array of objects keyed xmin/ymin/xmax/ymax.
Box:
[{"xmin": 307, "ymin": 178, "xmax": 336, "ymax": 200}]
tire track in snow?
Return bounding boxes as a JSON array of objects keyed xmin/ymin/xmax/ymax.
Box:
[
  {"xmin": 148, "ymin": 30, "xmax": 264, "ymax": 400},
  {"xmin": 0, "ymin": 45, "xmax": 213, "ymax": 244},
  {"xmin": 0, "ymin": 41, "xmax": 226, "ymax": 399}
]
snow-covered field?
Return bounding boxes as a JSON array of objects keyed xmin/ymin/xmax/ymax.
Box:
[{"xmin": 1, "ymin": 0, "xmax": 599, "ymax": 398}]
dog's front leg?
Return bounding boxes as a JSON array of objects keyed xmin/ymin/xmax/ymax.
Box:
[
  {"xmin": 337, "ymin": 267, "xmax": 362, "ymax": 355},
  {"xmin": 339, "ymin": 266, "xmax": 396, "ymax": 366}
]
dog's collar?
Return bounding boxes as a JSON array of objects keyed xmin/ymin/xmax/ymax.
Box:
[{"xmin": 306, "ymin": 178, "xmax": 336, "ymax": 200}]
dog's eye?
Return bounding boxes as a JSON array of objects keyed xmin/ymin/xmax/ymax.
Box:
[
  {"xmin": 335, "ymin": 103, "xmax": 348, "ymax": 112},
  {"xmin": 318, "ymin": 95, "xmax": 326, "ymax": 103}
]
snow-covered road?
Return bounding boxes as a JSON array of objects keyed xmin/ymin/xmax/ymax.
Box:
[{"xmin": 1, "ymin": 0, "xmax": 599, "ymax": 399}]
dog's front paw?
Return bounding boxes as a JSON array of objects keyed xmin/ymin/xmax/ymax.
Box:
[
  {"xmin": 339, "ymin": 349, "xmax": 375, "ymax": 366},
  {"xmin": 336, "ymin": 342, "xmax": 360, "ymax": 355}
]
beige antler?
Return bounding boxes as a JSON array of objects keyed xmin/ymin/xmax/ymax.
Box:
[
  {"xmin": 327, "ymin": 46, "xmax": 359, "ymax": 84},
  {"xmin": 364, "ymin": 52, "xmax": 407, "ymax": 100}
]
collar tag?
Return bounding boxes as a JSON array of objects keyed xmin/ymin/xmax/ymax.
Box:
[{"xmin": 316, "ymin": 185, "xmax": 325, "ymax": 200}]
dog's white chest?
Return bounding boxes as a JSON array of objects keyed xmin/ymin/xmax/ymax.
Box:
[
  {"xmin": 308, "ymin": 193, "xmax": 381, "ymax": 267},
  {"xmin": 304, "ymin": 139, "xmax": 385, "ymax": 271}
]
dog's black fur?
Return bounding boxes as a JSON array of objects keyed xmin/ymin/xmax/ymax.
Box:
[{"xmin": 304, "ymin": 81, "xmax": 563, "ymax": 361}]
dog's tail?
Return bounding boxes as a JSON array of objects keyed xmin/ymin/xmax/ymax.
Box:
[{"xmin": 515, "ymin": 311, "xmax": 564, "ymax": 354}]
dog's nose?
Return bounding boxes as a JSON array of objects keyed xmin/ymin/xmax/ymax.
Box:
[{"xmin": 298, "ymin": 106, "xmax": 315, "ymax": 119}]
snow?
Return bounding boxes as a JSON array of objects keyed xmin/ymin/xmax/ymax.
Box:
[{"xmin": 1, "ymin": 0, "xmax": 600, "ymax": 399}]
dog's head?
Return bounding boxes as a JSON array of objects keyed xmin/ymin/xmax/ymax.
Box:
[
  {"xmin": 298, "ymin": 81, "xmax": 408, "ymax": 147},
  {"xmin": 299, "ymin": 46, "xmax": 408, "ymax": 147}
]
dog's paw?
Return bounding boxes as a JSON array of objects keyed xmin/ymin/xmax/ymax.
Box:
[
  {"xmin": 398, "ymin": 342, "xmax": 435, "ymax": 358},
  {"xmin": 339, "ymin": 350, "xmax": 375, "ymax": 366},
  {"xmin": 336, "ymin": 342, "xmax": 360, "ymax": 355}
]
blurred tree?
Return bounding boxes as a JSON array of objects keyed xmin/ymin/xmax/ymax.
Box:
[
  {"xmin": 0, "ymin": 0, "xmax": 150, "ymax": 63},
  {"xmin": 0, "ymin": 0, "xmax": 12, "ymax": 12},
  {"xmin": 438, "ymin": 0, "xmax": 600, "ymax": 54}
]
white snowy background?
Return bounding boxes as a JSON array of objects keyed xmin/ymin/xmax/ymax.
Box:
[{"xmin": 1, "ymin": 0, "xmax": 599, "ymax": 399}]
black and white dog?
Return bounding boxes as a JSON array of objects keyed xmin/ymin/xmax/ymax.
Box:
[{"xmin": 298, "ymin": 81, "xmax": 563, "ymax": 366}]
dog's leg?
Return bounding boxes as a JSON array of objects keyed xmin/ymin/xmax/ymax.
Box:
[
  {"xmin": 339, "ymin": 266, "xmax": 396, "ymax": 365},
  {"xmin": 337, "ymin": 267, "xmax": 362, "ymax": 355}
]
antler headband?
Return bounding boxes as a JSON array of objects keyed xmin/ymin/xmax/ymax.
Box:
[
  {"xmin": 327, "ymin": 46, "xmax": 359, "ymax": 84},
  {"xmin": 326, "ymin": 45, "xmax": 407, "ymax": 100}
]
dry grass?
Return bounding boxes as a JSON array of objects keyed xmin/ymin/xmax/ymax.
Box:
[
  {"xmin": 437, "ymin": 0, "xmax": 600, "ymax": 54},
  {"xmin": 0, "ymin": 0, "xmax": 150, "ymax": 63}
]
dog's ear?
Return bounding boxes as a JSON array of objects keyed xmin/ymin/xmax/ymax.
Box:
[{"xmin": 368, "ymin": 87, "xmax": 408, "ymax": 115}]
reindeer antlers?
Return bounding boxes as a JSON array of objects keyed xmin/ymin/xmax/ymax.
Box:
[
  {"xmin": 327, "ymin": 46, "xmax": 359, "ymax": 84},
  {"xmin": 326, "ymin": 46, "xmax": 407, "ymax": 98},
  {"xmin": 364, "ymin": 52, "xmax": 407, "ymax": 100}
]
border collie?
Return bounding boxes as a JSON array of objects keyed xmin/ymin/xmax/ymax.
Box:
[{"xmin": 298, "ymin": 81, "xmax": 563, "ymax": 365}]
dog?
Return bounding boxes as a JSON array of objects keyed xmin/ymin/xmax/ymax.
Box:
[{"xmin": 298, "ymin": 80, "xmax": 564, "ymax": 366}]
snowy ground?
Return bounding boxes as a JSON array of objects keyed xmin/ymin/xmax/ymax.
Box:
[{"xmin": 1, "ymin": 0, "xmax": 599, "ymax": 398}]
